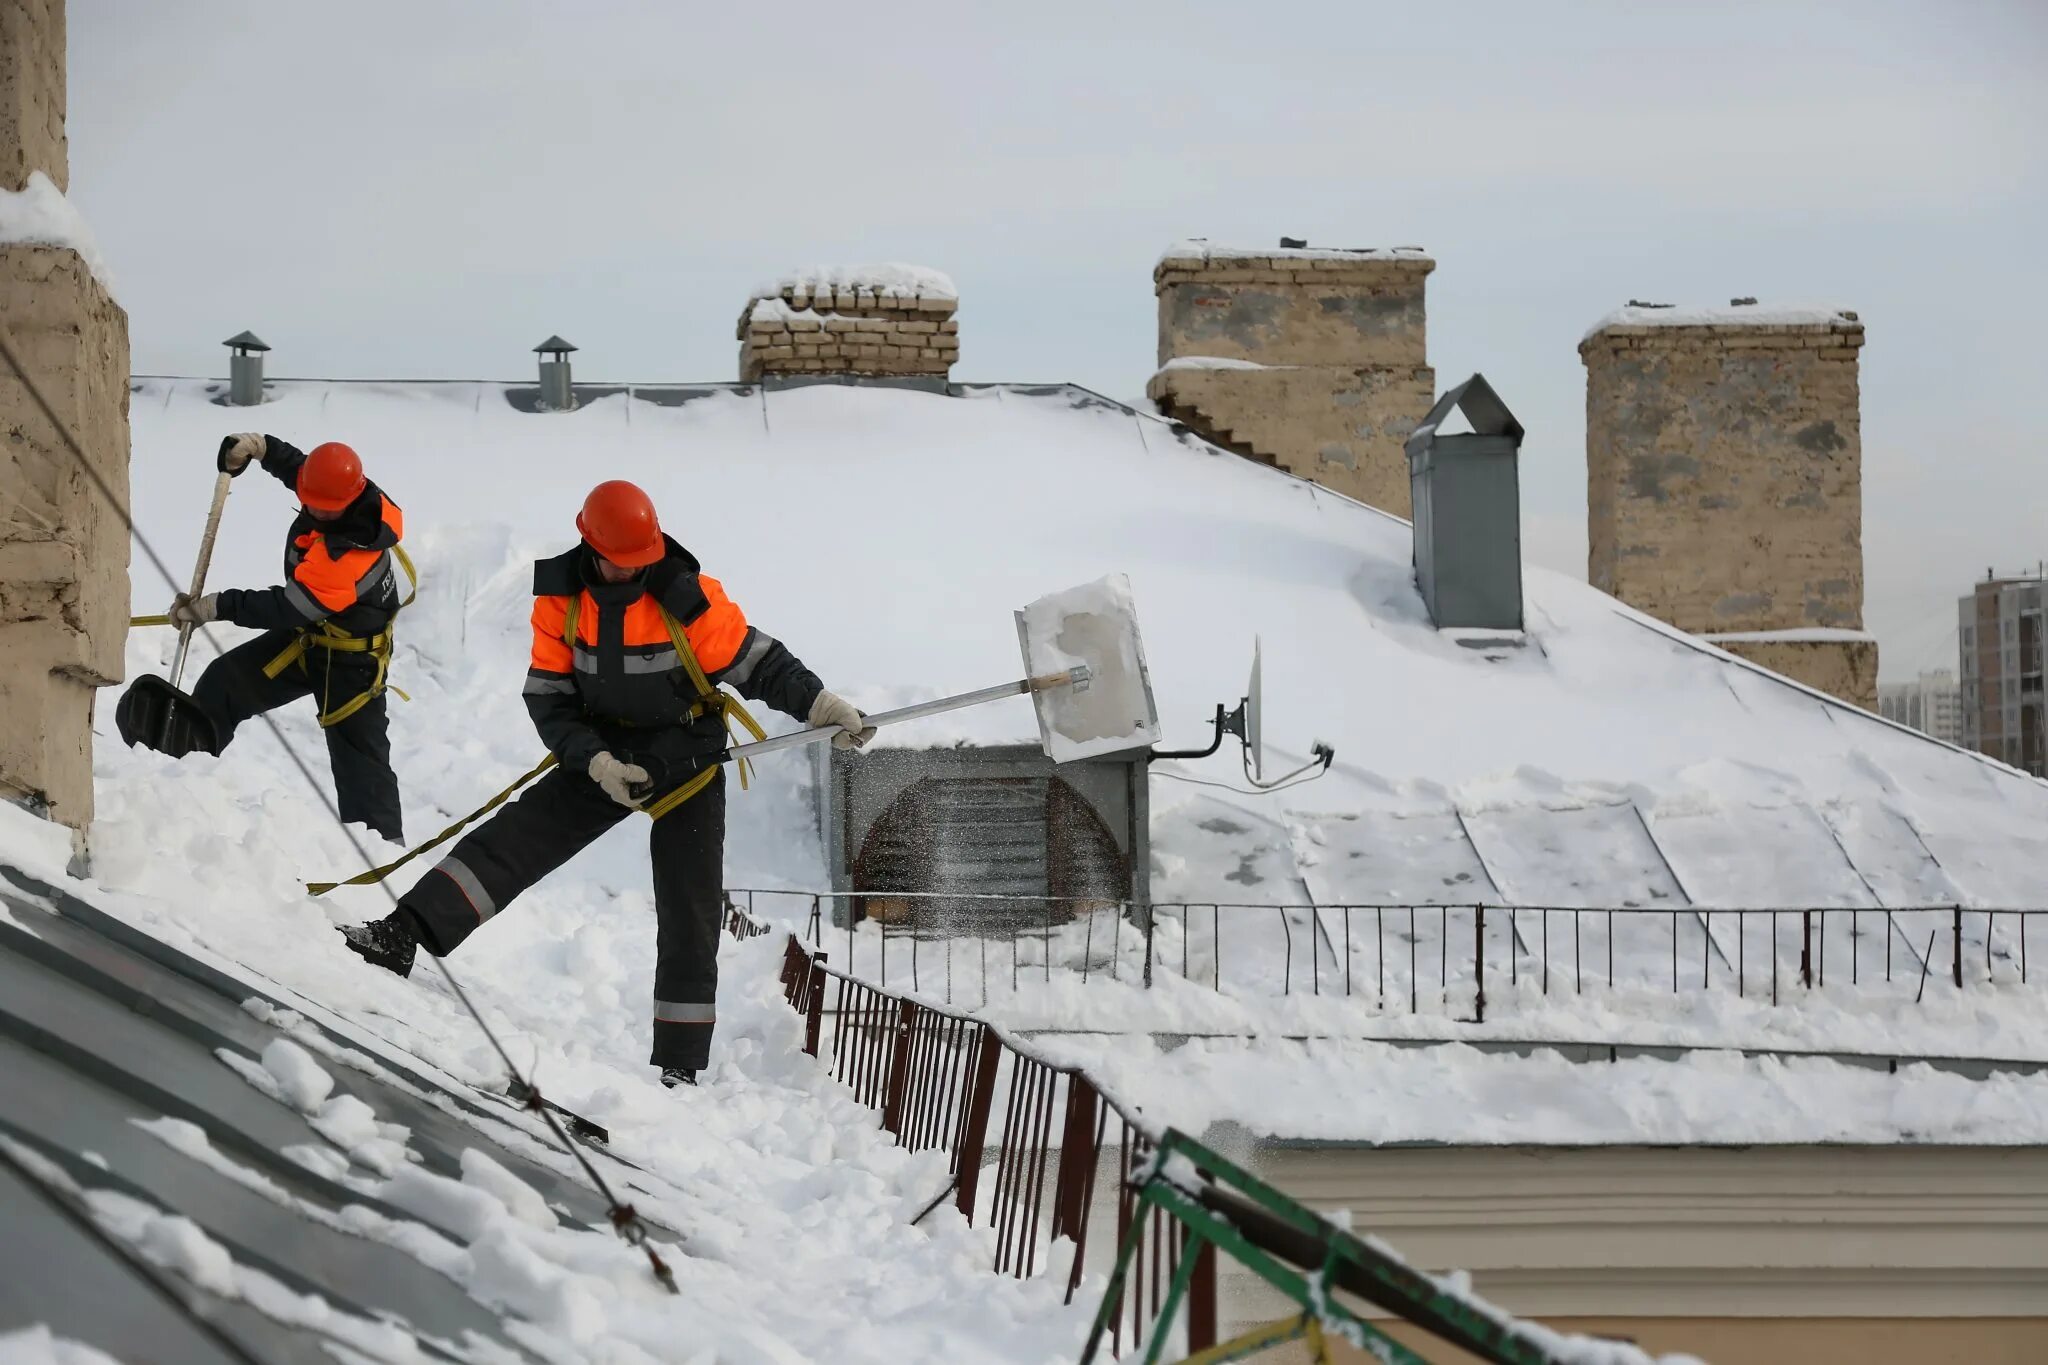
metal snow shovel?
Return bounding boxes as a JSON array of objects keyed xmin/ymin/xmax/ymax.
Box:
[
  {"xmin": 725, "ymin": 573, "xmax": 1161, "ymax": 767},
  {"xmin": 115, "ymin": 471, "xmax": 233, "ymax": 757}
]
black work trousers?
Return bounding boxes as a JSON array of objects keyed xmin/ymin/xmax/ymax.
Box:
[
  {"xmin": 396, "ymin": 763, "xmax": 727, "ymax": 1072},
  {"xmin": 192, "ymin": 629, "xmax": 403, "ymax": 842}
]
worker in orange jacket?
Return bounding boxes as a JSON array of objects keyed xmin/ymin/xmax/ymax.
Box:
[
  {"xmin": 341, "ymin": 480, "xmax": 872, "ymax": 1088},
  {"xmin": 165, "ymin": 434, "xmax": 409, "ymax": 841}
]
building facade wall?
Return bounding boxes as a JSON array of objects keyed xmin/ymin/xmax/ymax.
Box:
[
  {"xmin": 1147, "ymin": 245, "xmax": 1435, "ymax": 515},
  {"xmin": 1960, "ymin": 577, "xmax": 2046, "ymax": 775},
  {"xmin": 1581, "ymin": 309, "xmax": 1873, "ymax": 706},
  {"xmin": 0, "ymin": 0, "xmax": 130, "ymax": 837},
  {"xmin": 1223, "ymin": 1142, "xmax": 2048, "ymax": 1363},
  {"xmin": 1879, "ymin": 669, "xmax": 1962, "ymax": 745}
]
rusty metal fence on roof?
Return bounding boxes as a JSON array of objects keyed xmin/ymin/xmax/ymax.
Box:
[
  {"xmin": 774, "ymin": 933, "xmax": 1216, "ymax": 1358},
  {"xmin": 730, "ymin": 888, "xmax": 2044, "ymax": 1022}
]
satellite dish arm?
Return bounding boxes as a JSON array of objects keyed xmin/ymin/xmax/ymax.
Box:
[{"xmin": 1150, "ymin": 703, "xmax": 1229, "ymax": 760}]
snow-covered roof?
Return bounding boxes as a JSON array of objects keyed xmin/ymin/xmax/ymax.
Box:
[
  {"xmin": 119, "ymin": 377, "xmax": 2048, "ymax": 917},
  {"xmin": 1583, "ymin": 302, "xmax": 1860, "ymax": 340},
  {"xmin": 750, "ymin": 262, "xmax": 956, "ymax": 302},
  {"xmin": 0, "ymin": 804, "xmax": 1091, "ymax": 1361},
  {"xmin": 1158, "ymin": 239, "xmax": 1433, "ymax": 267},
  {"xmin": 25, "ymin": 371, "xmax": 2033, "ymax": 1167},
  {"xmin": 0, "ymin": 170, "xmax": 115, "ymax": 295},
  {"xmin": 1041, "ymin": 1035, "xmax": 2048, "ymax": 1147}
]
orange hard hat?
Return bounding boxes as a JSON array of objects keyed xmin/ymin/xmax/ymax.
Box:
[
  {"xmin": 298, "ymin": 442, "xmax": 367, "ymax": 512},
  {"xmin": 576, "ymin": 480, "xmax": 664, "ymax": 567}
]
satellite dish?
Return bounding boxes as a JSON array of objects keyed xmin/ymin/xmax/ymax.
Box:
[{"xmin": 1246, "ymin": 637, "xmax": 1263, "ymax": 780}]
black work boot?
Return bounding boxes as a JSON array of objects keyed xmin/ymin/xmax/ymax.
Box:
[
  {"xmin": 660, "ymin": 1068, "xmax": 697, "ymax": 1089},
  {"xmin": 339, "ymin": 913, "xmax": 417, "ymax": 978}
]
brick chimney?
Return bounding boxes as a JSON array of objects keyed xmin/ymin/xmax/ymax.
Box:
[
  {"xmin": 1580, "ymin": 301, "xmax": 1874, "ymax": 707},
  {"xmin": 1146, "ymin": 239, "xmax": 1434, "ymax": 515},
  {"xmin": 738, "ymin": 265, "xmax": 958, "ymax": 382}
]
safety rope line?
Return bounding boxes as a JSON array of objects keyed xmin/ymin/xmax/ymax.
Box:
[{"xmin": 0, "ymin": 328, "xmax": 679, "ymax": 1297}]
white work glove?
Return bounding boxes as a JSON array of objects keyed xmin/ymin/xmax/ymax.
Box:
[
  {"xmin": 809, "ymin": 690, "xmax": 877, "ymax": 750},
  {"xmin": 217, "ymin": 432, "xmax": 265, "ymax": 475},
  {"xmin": 168, "ymin": 592, "xmax": 218, "ymax": 628},
  {"xmin": 588, "ymin": 751, "xmax": 652, "ymax": 807}
]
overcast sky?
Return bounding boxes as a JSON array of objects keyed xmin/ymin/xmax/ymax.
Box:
[{"xmin": 67, "ymin": 1, "xmax": 2048, "ymax": 681}]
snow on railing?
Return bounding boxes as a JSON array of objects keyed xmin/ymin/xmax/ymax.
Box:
[
  {"xmin": 773, "ymin": 933, "xmax": 1210, "ymax": 1358},
  {"xmin": 729, "ymin": 888, "xmax": 2045, "ymax": 1029}
]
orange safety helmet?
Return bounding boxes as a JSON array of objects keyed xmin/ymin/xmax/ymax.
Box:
[
  {"xmin": 297, "ymin": 442, "xmax": 367, "ymax": 512},
  {"xmin": 576, "ymin": 480, "xmax": 665, "ymax": 567}
]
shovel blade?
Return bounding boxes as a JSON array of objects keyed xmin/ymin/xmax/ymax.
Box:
[
  {"xmin": 115, "ymin": 675, "xmax": 220, "ymax": 758},
  {"xmin": 1015, "ymin": 574, "xmax": 1159, "ymax": 764}
]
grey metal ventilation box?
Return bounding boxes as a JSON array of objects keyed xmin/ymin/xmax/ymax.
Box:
[
  {"xmin": 534, "ymin": 335, "xmax": 577, "ymax": 411},
  {"xmin": 1406, "ymin": 373, "xmax": 1527, "ymax": 631},
  {"xmin": 815, "ymin": 744, "xmax": 1148, "ymax": 932},
  {"xmin": 223, "ymin": 330, "xmax": 268, "ymax": 407}
]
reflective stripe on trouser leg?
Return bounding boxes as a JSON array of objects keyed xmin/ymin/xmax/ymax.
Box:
[
  {"xmin": 649, "ymin": 769, "xmax": 726, "ymax": 1071},
  {"xmin": 396, "ymin": 765, "xmax": 630, "ymax": 957}
]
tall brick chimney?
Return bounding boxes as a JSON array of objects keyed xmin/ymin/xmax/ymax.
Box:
[
  {"xmin": 738, "ymin": 265, "xmax": 958, "ymax": 383},
  {"xmin": 1580, "ymin": 301, "xmax": 1874, "ymax": 707},
  {"xmin": 1146, "ymin": 239, "xmax": 1435, "ymax": 514},
  {"xmin": 1, "ymin": 0, "xmax": 132, "ymax": 841}
]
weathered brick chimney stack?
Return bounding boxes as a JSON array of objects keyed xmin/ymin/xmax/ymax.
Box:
[
  {"xmin": 1580, "ymin": 301, "xmax": 1875, "ymax": 707},
  {"xmin": 1, "ymin": 0, "xmax": 132, "ymax": 841},
  {"xmin": 738, "ymin": 265, "xmax": 959, "ymax": 382},
  {"xmin": 1147, "ymin": 239, "xmax": 1435, "ymax": 514}
]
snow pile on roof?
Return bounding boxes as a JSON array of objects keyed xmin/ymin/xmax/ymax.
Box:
[
  {"xmin": 0, "ymin": 1325, "xmax": 119, "ymax": 1365},
  {"xmin": 1040, "ymin": 1034, "xmax": 2048, "ymax": 1146},
  {"xmin": 1, "ymin": 800, "xmax": 1096, "ymax": 1360},
  {"xmin": 1584, "ymin": 301, "xmax": 1859, "ymax": 339},
  {"xmin": 83, "ymin": 376, "xmax": 2048, "ymax": 1153},
  {"xmin": 751, "ymin": 262, "xmax": 957, "ymax": 302},
  {"xmin": 0, "ymin": 170, "xmax": 114, "ymax": 295},
  {"xmin": 116, "ymin": 378, "xmax": 2048, "ymax": 911},
  {"xmin": 1159, "ymin": 239, "xmax": 1432, "ymax": 266}
]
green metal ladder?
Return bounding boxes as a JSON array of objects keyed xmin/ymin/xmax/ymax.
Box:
[{"xmin": 1083, "ymin": 1129, "xmax": 1588, "ymax": 1365}]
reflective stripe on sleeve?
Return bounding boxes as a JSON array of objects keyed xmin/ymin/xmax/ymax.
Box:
[
  {"xmin": 652, "ymin": 1000, "xmax": 715, "ymax": 1024},
  {"xmin": 523, "ymin": 671, "xmax": 576, "ymax": 696},
  {"xmin": 283, "ymin": 580, "xmax": 325, "ymax": 620},
  {"xmin": 355, "ymin": 549, "xmax": 395, "ymax": 602},
  {"xmin": 721, "ymin": 630, "xmax": 774, "ymax": 688}
]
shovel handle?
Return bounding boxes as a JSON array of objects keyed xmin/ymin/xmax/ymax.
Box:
[
  {"xmin": 723, "ymin": 666, "xmax": 1089, "ymax": 764},
  {"xmin": 168, "ymin": 471, "xmax": 234, "ymax": 693}
]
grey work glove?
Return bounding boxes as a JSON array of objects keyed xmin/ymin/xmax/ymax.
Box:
[
  {"xmin": 168, "ymin": 592, "xmax": 218, "ymax": 628},
  {"xmin": 588, "ymin": 751, "xmax": 652, "ymax": 807},
  {"xmin": 809, "ymin": 689, "xmax": 877, "ymax": 750},
  {"xmin": 217, "ymin": 432, "xmax": 265, "ymax": 475}
]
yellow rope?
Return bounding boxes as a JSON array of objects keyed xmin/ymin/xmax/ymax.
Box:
[{"xmin": 307, "ymin": 755, "xmax": 557, "ymax": 895}]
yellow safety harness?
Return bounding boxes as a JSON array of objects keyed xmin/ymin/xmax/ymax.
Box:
[
  {"xmin": 306, "ymin": 578, "xmax": 763, "ymax": 895},
  {"xmin": 561, "ymin": 592, "xmax": 766, "ymax": 819},
  {"xmin": 262, "ymin": 546, "xmax": 418, "ymax": 727}
]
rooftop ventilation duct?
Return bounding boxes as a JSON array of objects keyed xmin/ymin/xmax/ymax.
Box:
[
  {"xmin": 534, "ymin": 335, "xmax": 576, "ymax": 411},
  {"xmin": 1406, "ymin": 373, "xmax": 1527, "ymax": 632},
  {"xmin": 223, "ymin": 331, "xmax": 269, "ymax": 407}
]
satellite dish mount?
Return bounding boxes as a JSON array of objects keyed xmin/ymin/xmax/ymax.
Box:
[{"xmin": 1150, "ymin": 638, "xmax": 1334, "ymax": 791}]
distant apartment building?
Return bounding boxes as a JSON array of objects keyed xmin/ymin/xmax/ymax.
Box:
[
  {"xmin": 1959, "ymin": 570, "xmax": 2046, "ymax": 776},
  {"xmin": 1878, "ymin": 669, "xmax": 1962, "ymax": 745}
]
